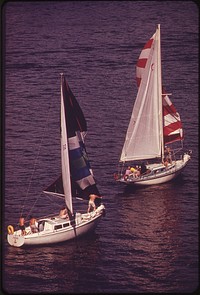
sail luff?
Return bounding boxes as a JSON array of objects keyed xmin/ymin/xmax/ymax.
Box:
[
  {"xmin": 61, "ymin": 74, "xmax": 73, "ymax": 214},
  {"xmin": 157, "ymin": 24, "xmax": 165, "ymax": 160}
]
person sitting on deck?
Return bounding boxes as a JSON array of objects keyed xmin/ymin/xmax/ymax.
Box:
[
  {"xmin": 29, "ymin": 216, "xmax": 38, "ymax": 233},
  {"xmin": 135, "ymin": 166, "xmax": 141, "ymax": 177},
  {"xmin": 124, "ymin": 166, "xmax": 132, "ymax": 180},
  {"xmin": 59, "ymin": 207, "xmax": 69, "ymax": 219},
  {"xmin": 140, "ymin": 162, "xmax": 151, "ymax": 175},
  {"xmin": 19, "ymin": 215, "xmax": 26, "ymax": 235},
  {"xmin": 129, "ymin": 167, "xmax": 137, "ymax": 177},
  {"xmin": 125, "ymin": 166, "xmax": 131, "ymax": 176}
]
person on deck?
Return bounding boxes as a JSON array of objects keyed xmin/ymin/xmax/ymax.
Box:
[
  {"xmin": 59, "ymin": 207, "xmax": 69, "ymax": 219},
  {"xmin": 129, "ymin": 167, "xmax": 137, "ymax": 177},
  {"xmin": 87, "ymin": 194, "xmax": 102, "ymax": 213},
  {"xmin": 165, "ymin": 146, "xmax": 172, "ymax": 164},
  {"xmin": 141, "ymin": 162, "xmax": 151, "ymax": 175},
  {"xmin": 29, "ymin": 216, "xmax": 38, "ymax": 233},
  {"xmin": 19, "ymin": 216, "xmax": 26, "ymax": 235},
  {"xmin": 163, "ymin": 157, "xmax": 169, "ymax": 167},
  {"xmin": 141, "ymin": 162, "xmax": 147, "ymax": 174},
  {"xmin": 125, "ymin": 166, "xmax": 131, "ymax": 176}
]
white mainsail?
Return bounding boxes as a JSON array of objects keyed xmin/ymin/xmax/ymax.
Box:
[
  {"xmin": 60, "ymin": 74, "xmax": 73, "ymax": 214},
  {"xmin": 120, "ymin": 24, "xmax": 163, "ymax": 162}
]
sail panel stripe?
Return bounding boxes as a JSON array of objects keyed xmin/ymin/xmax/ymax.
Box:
[
  {"xmin": 137, "ymin": 58, "xmax": 148, "ymax": 68},
  {"xmin": 68, "ymin": 136, "xmax": 80, "ymax": 150},
  {"xmin": 76, "ymin": 175, "xmax": 96, "ymax": 190},
  {"xmin": 144, "ymin": 37, "xmax": 154, "ymax": 49},
  {"xmin": 163, "ymin": 101, "xmax": 177, "ymax": 115},
  {"xmin": 71, "ymin": 165, "xmax": 91, "ymax": 181},
  {"xmin": 137, "ymin": 48, "xmax": 152, "ymax": 60},
  {"xmin": 164, "ymin": 122, "xmax": 183, "ymax": 135},
  {"xmin": 162, "ymin": 92, "xmax": 183, "ymax": 142},
  {"xmin": 136, "ymin": 77, "xmax": 142, "ymax": 87},
  {"xmin": 163, "ymin": 107, "xmax": 180, "ymax": 117},
  {"xmin": 69, "ymin": 147, "xmax": 85, "ymax": 160},
  {"xmin": 164, "ymin": 113, "xmax": 181, "ymax": 125},
  {"xmin": 71, "ymin": 156, "xmax": 86, "ymax": 170},
  {"xmin": 136, "ymin": 35, "xmax": 155, "ymax": 88},
  {"xmin": 164, "ymin": 133, "xmax": 183, "ymax": 144},
  {"xmin": 69, "ymin": 142, "xmax": 95, "ymax": 183}
]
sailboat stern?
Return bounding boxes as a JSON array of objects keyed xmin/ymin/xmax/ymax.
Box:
[{"xmin": 7, "ymin": 232, "xmax": 25, "ymax": 247}]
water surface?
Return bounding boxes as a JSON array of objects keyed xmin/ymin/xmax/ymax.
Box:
[{"xmin": 2, "ymin": 1, "xmax": 198, "ymax": 293}]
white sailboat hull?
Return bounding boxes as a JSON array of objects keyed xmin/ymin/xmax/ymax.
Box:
[
  {"xmin": 7, "ymin": 205, "xmax": 105, "ymax": 248},
  {"xmin": 116, "ymin": 154, "xmax": 191, "ymax": 186}
]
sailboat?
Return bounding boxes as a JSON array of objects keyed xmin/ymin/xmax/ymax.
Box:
[
  {"xmin": 114, "ymin": 24, "xmax": 191, "ymax": 186},
  {"xmin": 7, "ymin": 74, "xmax": 105, "ymax": 247}
]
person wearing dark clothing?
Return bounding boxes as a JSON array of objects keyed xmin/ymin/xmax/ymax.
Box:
[{"xmin": 141, "ymin": 162, "xmax": 147, "ymax": 174}]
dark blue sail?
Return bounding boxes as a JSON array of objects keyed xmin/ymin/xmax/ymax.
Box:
[
  {"xmin": 44, "ymin": 75, "xmax": 101, "ymax": 204},
  {"xmin": 62, "ymin": 75, "xmax": 87, "ymax": 136}
]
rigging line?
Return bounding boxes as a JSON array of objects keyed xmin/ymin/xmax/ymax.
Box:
[
  {"xmin": 26, "ymin": 191, "xmax": 64, "ymax": 221},
  {"xmin": 43, "ymin": 192, "xmax": 65, "ymax": 200},
  {"xmin": 26, "ymin": 195, "xmax": 60, "ymax": 221},
  {"xmin": 43, "ymin": 192, "xmax": 65, "ymax": 206},
  {"xmin": 20, "ymin": 95, "xmax": 55, "ymax": 217},
  {"xmin": 25, "ymin": 192, "xmax": 42, "ymax": 220}
]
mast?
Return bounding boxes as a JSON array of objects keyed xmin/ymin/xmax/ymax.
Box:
[
  {"xmin": 60, "ymin": 73, "xmax": 73, "ymax": 214},
  {"xmin": 157, "ymin": 24, "xmax": 164, "ymax": 161}
]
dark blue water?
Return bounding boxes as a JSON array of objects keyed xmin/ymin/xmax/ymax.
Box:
[{"xmin": 2, "ymin": 1, "xmax": 199, "ymax": 293}]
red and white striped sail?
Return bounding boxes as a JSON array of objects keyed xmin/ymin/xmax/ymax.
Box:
[
  {"xmin": 136, "ymin": 29, "xmax": 184, "ymax": 146},
  {"xmin": 136, "ymin": 34, "xmax": 155, "ymax": 88},
  {"xmin": 120, "ymin": 24, "xmax": 183, "ymax": 163},
  {"xmin": 162, "ymin": 90, "xmax": 183, "ymax": 144}
]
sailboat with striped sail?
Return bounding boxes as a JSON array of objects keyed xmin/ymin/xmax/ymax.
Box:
[
  {"xmin": 114, "ymin": 24, "xmax": 191, "ymax": 186},
  {"xmin": 7, "ymin": 74, "xmax": 105, "ymax": 247}
]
